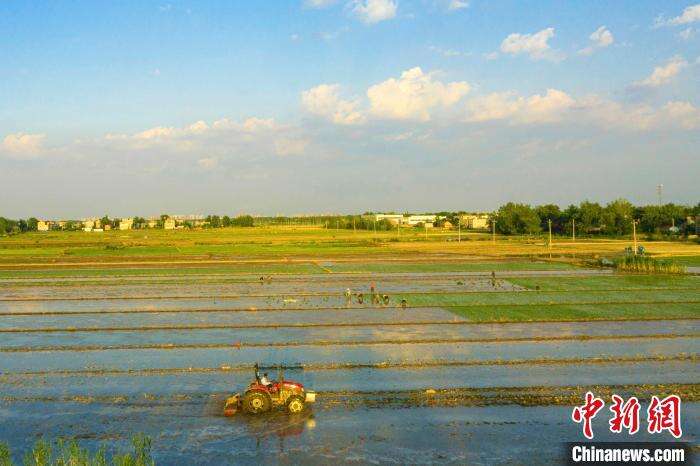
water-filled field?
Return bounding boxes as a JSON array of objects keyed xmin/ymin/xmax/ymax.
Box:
[{"xmin": 0, "ymin": 264, "xmax": 697, "ymax": 464}]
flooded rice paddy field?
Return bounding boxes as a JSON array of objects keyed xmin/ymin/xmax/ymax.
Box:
[
  {"xmin": 0, "ymin": 266, "xmax": 697, "ymax": 463},
  {"xmin": 0, "ymin": 401, "xmax": 696, "ymax": 465}
]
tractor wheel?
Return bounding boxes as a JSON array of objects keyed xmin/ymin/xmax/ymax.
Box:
[
  {"xmin": 286, "ymin": 395, "xmax": 305, "ymax": 414},
  {"xmin": 242, "ymin": 391, "xmax": 271, "ymax": 414}
]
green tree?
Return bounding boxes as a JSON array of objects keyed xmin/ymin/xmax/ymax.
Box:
[
  {"xmin": 535, "ymin": 204, "xmax": 564, "ymax": 234},
  {"xmin": 577, "ymin": 201, "xmax": 604, "ymax": 234},
  {"xmin": 602, "ymin": 198, "xmax": 634, "ymax": 236},
  {"xmin": 231, "ymin": 215, "xmax": 254, "ymax": 227},
  {"xmin": 26, "ymin": 217, "xmax": 38, "ymax": 231},
  {"xmin": 221, "ymin": 216, "xmax": 232, "ymax": 227},
  {"xmin": 494, "ymin": 203, "xmax": 541, "ymax": 235}
]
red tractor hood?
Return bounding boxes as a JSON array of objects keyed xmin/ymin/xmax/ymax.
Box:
[{"xmin": 280, "ymin": 380, "xmax": 304, "ymax": 390}]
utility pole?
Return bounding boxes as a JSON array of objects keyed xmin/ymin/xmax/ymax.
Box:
[
  {"xmin": 491, "ymin": 218, "xmax": 496, "ymax": 245},
  {"xmin": 353, "ymin": 217, "xmax": 356, "ymax": 234},
  {"xmin": 632, "ymin": 219, "xmax": 638, "ymax": 255},
  {"xmin": 424, "ymin": 222, "xmax": 428, "ymax": 239},
  {"xmin": 548, "ymin": 219, "xmax": 552, "ymax": 250},
  {"xmin": 458, "ymin": 220, "xmax": 461, "ymax": 243},
  {"xmin": 657, "ymin": 184, "xmax": 663, "ymax": 207},
  {"xmin": 397, "ymin": 219, "xmax": 400, "ymax": 238},
  {"xmin": 373, "ymin": 219, "xmax": 376, "ymax": 236},
  {"xmin": 572, "ymin": 218, "xmax": 576, "ymax": 242}
]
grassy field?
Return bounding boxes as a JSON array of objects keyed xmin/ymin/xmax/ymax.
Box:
[
  {"xmin": 392, "ymin": 274, "xmax": 700, "ymax": 322},
  {"xmin": 438, "ymin": 303, "xmax": 699, "ymax": 322},
  {"xmin": 0, "ymin": 227, "xmax": 698, "ymax": 266}
]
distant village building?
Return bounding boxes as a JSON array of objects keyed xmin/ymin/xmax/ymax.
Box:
[
  {"xmin": 373, "ymin": 214, "xmax": 404, "ymax": 225},
  {"xmin": 163, "ymin": 218, "xmax": 176, "ymax": 230},
  {"xmin": 147, "ymin": 218, "xmax": 158, "ymax": 229},
  {"xmin": 82, "ymin": 218, "xmax": 102, "ymax": 232},
  {"xmin": 461, "ymin": 214, "xmax": 490, "ymax": 229},
  {"xmin": 119, "ymin": 218, "xmax": 134, "ymax": 230},
  {"xmin": 406, "ymin": 215, "xmax": 436, "ymax": 226},
  {"xmin": 37, "ymin": 220, "xmax": 51, "ymax": 232}
]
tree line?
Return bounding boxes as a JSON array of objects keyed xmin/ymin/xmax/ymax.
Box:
[
  {"xmin": 1, "ymin": 200, "xmax": 698, "ymax": 236},
  {"xmin": 493, "ymin": 200, "xmax": 699, "ymax": 236}
]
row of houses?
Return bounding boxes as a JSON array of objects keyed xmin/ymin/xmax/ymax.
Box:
[
  {"xmin": 37, "ymin": 215, "xmax": 202, "ymax": 232},
  {"xmin": 371, "ymin": 213, "xmax": 491, "ymax": 229}
]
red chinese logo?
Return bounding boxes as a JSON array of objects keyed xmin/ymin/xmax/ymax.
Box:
[
  {"xmin": 572, "ymin": 391, "xmax": 605, "ymax": 439},
  {"xmin": 647, "ymin": 395, "xmax": 682, "ymax": 438},
  {"xmin": 571, "ymin": 392, "xmax": 683, "ymax": 439},
  {"xmin": 609, "ymin": 395, "xmax": 640, "ymax": 435}
]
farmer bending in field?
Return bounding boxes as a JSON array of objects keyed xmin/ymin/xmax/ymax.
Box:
[{"xmin": 491, "ymin": 271, "xmax": 497, "ymax": 288}]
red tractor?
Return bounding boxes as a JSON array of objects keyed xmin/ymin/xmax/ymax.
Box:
[{"xmin": 224, "ymin": 364, "xmax": 316, "ymax": 416}]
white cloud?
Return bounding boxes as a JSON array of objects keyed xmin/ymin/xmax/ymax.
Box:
[
  {"xmin": 679, "ymin": 27, "xmax": 695, "ymax": 40},
  {"xmin": 1, "ymin": 133, "xmax": 47, "ymax": 158},
  {"xmin": 666, "ymin": 4, "xmax": 700, "ymax": 26},
  {"xmin": 661, "ymin": 101, "xmax": 700, "ymax": 129},
  {"xmin": 304, "ymin": 0, "xmax": 338, "ymax": 8},
  {"xmin": 351, "ymin": 0, "xmax": 397, "ymax": 24},
  {"xmin": 465, "ymin": 89, "xmax": 699, "ymax": 131},
  {"xmin": 448, "ymin": 0, "xmax": 469, "ymax": 11},
  {"xmin": 579, "ymin": 26, "xmax": 614, "ymax": 55},
  {"xmin": 428, "ymin": 45, "xmax": 469, "ymax": 57},
  {"xmin": 274, "ymin": 138, "xmax": 309, "ymax": 156},
  {"xmin": 465, "ymin": 89, "xmax": 575, "ymax": 124},
  {"xmin": 211, "ymin": 117, "xmax": 277, "ymax": 132},
  {"xmin": 95, "ymin": 116, "xmax": 295, "ymax": 157},
  {"xmin": 301, "ymin": 84, "xmax": 366, "ymax": 125},
  {"xmin": 367, "ymin": 67, "xmax": 470, "ymax": 121},
  {"xmin": 500, "ymin": 27, "xmax": 561, "ymax": 61},
  {"xmin": 635, "ymin": 56, "xmax": 688, "ymax": 87}
]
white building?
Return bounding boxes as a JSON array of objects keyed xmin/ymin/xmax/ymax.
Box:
[
  {"xmin": 119, "ymin": 218, "xmax": 134, "ymax": 230},
  {"xmin": 461, "ymin": 214, "xmax": 490, "ymax": 229},
  {"xmin": 373, "ymin": 214, "xmax": 404, "ymax": 225},
  {"xmin": 406, "ymin": 215, "xmax": 436, "ymax": 226}
]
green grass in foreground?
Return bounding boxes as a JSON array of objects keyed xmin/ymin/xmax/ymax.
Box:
[
  {"xmin": 443, "ymin": 303, "xmax": 699, "ymax": 322},
  {"xmin": 663, "ymin": 256, "xmax": 700, "ymax": 267},
  {"xmin": 0, "ymin": 434, "xmax": 154, "ymax": 466},
  {"xmin": 509, "ymin": 275, "xmax": 700, "ymax": 291}
]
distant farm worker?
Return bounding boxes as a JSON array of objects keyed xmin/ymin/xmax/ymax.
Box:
[
  {"xmin": 260, "ymin": 373, "xmax": 271, "ymax": 386},
  {"xmin": 491, "ymin": 271, "xmax": 497, "ymax": 288},
  {"xmin": 357, "ymin": 293, "xmax": 364, "ymax": 304},
  {"xmin": 400, "ymin": 299, "xmax": 407, "ymax": 309},
  {"xmin": 382, "ymin": 294, "xmax": 390, "ymax": 305},
  {"xmin": 259, "ymin": 276, "xmax": 264, "ymax": 283}
]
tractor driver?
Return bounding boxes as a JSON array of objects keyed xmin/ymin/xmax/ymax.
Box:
[{"xmin": 260, "ymin": 373, "xmax": 271, "ymax": 386}]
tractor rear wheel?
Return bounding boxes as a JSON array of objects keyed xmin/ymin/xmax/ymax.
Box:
[
  {"xmin": 242, "ymin": 391, "xmax": 271, "ymax": 414},
  {"xmin": 286, "ymin": 395, "xmax": 305, "ymax": 414}
]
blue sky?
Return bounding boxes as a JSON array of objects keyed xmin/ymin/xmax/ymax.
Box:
[{"xmin": 1, "ymin": 1, "xmax": 698, "ymax": 218}]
